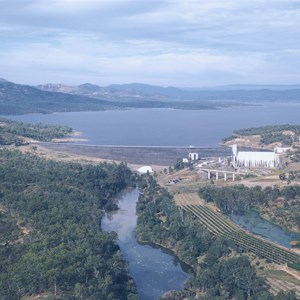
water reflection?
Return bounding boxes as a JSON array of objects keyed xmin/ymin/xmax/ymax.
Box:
[
  {"xmin": 231, "ymin": 210, "xmax": 296, "ymax": 248},
  {"xmin": 102, "ymin": 188, "xmax": 190, "ymax": 300}
]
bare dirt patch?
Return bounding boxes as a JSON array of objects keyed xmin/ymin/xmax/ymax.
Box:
[
  {"xmin": 223, "ymin": 135, "xmax": 262, "ymax": 148},
  {"xmin": 282, "ymin": 130, "xmax": 295, "ymax": 136},
  {"xmin": 174, "ymin": 192, "xmax": 205, "ymax": 206}
]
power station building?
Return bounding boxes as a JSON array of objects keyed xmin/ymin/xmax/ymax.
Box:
[{"xmin": 232, "ymin": 145, "xmax": 280, "ymax": 169}]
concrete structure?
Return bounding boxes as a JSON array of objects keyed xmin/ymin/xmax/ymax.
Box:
[
  {"xmin": 182, "ymin": 158, "xmax": 189, "ymax": 163},
  {"xmin": 232, "ymin": 145, "xmax": 279, "ymax": 169},
  {"xmin": 137, "ymin": 166, "xmax": 153, "ymax": 174},
  {"xmin": 189, "ymin": 152, "xmax": 199, "ymax": 161},
  {"xmin": 199, "ymin": 168, "xmax": 247, "ymax": 181},
  {"xmin": 274, "ymin": 147, "xmax": 290, "ymax": 154}
]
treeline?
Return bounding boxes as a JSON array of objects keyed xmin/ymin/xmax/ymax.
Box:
[
  {"xmin": 223, "ymin": 124, "xmax": 300, "ymax": 146},
  {"xmin": 0, "ymin": 118, "xmax": 73, "ymax": 145},
  {"xmin": 199, "ymin": 185, "xmax": 278, "ymax": 214},
  {"xmin": 198, "ymin": 184, "xmax": 300, "ymax": 231},
  {"xmin": 290, "ymin": 148, "xmax": 300, "ymax": 162},
  {"xmin": 0, "ymin": 149, "xmax": 138, "ymax": 299},
  {"xmin": 234, "ymin": 125, "xmax": 300, "ymax": 136},
  {"xmin": 136, "ymin": 175, "xmax": 297, "ymax": 299},
  {"xmin": 137, "ymin": 176, "xmax": 214, "ymax": 266}
]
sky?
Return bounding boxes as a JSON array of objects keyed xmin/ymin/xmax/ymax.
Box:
[{"xmin": 0, "ymin": 0, "xmax": 300, "ymax": 87}]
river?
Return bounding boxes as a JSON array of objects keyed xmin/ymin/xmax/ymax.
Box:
[
  {"xmin": 230, "ymin": 210, "xmax": 297, "ymax": 248},
  {"xmin": 101, "ymin": 188, "xmax": 190, "ymax": 300}
]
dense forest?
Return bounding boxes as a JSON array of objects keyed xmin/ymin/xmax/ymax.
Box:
[
  {"xmin": 136, "ymin": 175, "xmax": 297, "ymax": 299},
  {"xmin": 0, "ymin": 149, "xmax": 138, "ymax": 299},
  {"xmin": 0, "ymin": 118, "xmax": 73, "ymax": 145},
  {"xmin": 198, "ymin": 184, "xmax": 300, "ymax": 232},
  {"xmin": 223, "ymin": 124, "xmax": 300, "ymax": 146}
]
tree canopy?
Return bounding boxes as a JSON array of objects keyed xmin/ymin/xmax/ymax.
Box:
[
  {"xmin": 0, "ymin": 118, "xmax": 73, "ymax": 145},
  {"xmin": 0, "ymin": 149, "xmax": 138, "ymax": 299}
]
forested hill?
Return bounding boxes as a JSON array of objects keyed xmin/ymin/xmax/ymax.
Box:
[
  {"xmin": 0, "ymin": 79, "xmax": 114, "ymax": 114},
  {"xmin": 0, "ymin": 118, "xmax": 73, "ymax": 145},
  {"xmin": 0, "ymin": 79, "xmax": 218, "ymax": 114},
  {"xmin": 223, "ymin": 124, "xmax": 300, "ymax": 147},
  {"xmin": 4, "ymin": 78, "xmax": 300, "ymax": 115},
  {"xmin": 0, "ymin": 149, "xmax": 138, "ymax": 299},
  {"xmin": 38, "ymin": 82, "xmax": 300, "ymax": 102}
]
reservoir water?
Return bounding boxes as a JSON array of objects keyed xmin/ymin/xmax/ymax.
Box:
[
  {"xmin": 4, "ymin": 102, "xmax": 300, "ymax": 147},
  {"xmin": 101, "ymin": 188, "xmax": 190, "ymax": 300}
]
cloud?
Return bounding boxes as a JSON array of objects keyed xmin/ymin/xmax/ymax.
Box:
[{"xmin": 0, "ymin": 0, "xmax": 300, "ymax": 86}]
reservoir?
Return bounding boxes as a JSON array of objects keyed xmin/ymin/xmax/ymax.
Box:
[
  {"xmin": 102, "ymin": 188, "xmax": 190, "ymax": 300},
  {"xmin": 4, "ymin": 102, "xmax": 300, "ymax": 147}
]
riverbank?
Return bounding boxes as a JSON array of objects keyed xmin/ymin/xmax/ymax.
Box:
[
  {"xmin": 102, "ymin": 188, "xmax": 190, "ymax": 300},
  {"xmin": 137, "ymin": 236, "xmax": 195, "ymax": 271},
  {"xmin": 254, "ymin": 206, "xmax": 300, "ymax": 238},
  {"xmin": 50, "ymin": 131, "xmax": 88, "ymax": 143}
]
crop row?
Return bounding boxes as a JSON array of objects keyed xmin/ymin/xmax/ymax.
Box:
[{"xmin": 182, "ymin": 203, "xmax": 300, "ymax": 265}]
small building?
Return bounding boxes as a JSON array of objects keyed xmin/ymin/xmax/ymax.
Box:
[
  {"xmin": 137, "ymin": 166, "xmax": 153, "ymax": 174},
  {"xmin": 189, "ymin": 152, "xmax": 199, "ymax": 161},
  {"xmin": 182, "ymin": 158, "xmax": 189, "ymax": 163},
  {"xmin": 274, "ymin": 147, "xmax": 290, "ymax": 154}
]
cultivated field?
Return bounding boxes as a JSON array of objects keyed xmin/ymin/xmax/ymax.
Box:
[{"xmin": 174, "ymin": 192, "xmax": 300, "ymax": 295}]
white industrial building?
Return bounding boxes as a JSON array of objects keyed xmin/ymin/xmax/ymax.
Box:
[
  {"xmin": 232, "ymin": 145, "xmax": 280, "ymax": 169},
  {"xmin": 189, "ymin": 152, "xmax": 199, "ymax": 160}
]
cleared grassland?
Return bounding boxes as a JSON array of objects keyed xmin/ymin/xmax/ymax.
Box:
[{"xmin": 266, "ymin": 278, "xmax": 300, "ymax": 297}]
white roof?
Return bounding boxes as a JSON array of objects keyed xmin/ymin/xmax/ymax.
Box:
[
  {"xmin": 237, "ymin": 151, "xmax": 275, "ymax": 161},
  {"xmin": 137, "ymin": 166, "xmax": 153, "ymax": 174}
]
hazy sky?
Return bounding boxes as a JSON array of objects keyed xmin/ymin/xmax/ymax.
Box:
[{"xmin": 1, "ymin": 0, "xmax": 300, "ymax": 87}]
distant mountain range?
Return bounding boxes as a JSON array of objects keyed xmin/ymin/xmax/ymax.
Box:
[
  {"xmin": 0, "ymin": 79, "xmax": 218, "ymax": 114},
  {"xmin": 188, "ymin": 84, "xmax": 300, "ymax": 91},
  {"xmin": 36, "ymin": 82, "xmax": 300, "ymax": 102},
  {"xmin": 36, "ymin": 82, "xmax": 190, "ymax": 101},
  {"xmin": 1, "ymin": 78, "xmax": 300, "ymax": 115}
]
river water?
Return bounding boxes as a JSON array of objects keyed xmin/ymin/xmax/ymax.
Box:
[
  {"xmin": 101, "ymin": 188, "xmax": 190, "ymax": 300},
  {"xmin": 231, "ymin": 210, "xmax": 296, "ymax": 248}
]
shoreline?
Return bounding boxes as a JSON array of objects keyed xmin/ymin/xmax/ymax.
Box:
[
  {"xmin": 51, "ymin": 131, "xmax": 88, "ymax": 143},
  {"xmin": 136, "ymin": 236, "xmax": 195, "ymax": 273}
]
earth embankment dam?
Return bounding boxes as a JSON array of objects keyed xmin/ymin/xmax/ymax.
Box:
[{"xmin": 39, "ymin": 143, "xmax": 231, "ymax": 166}]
